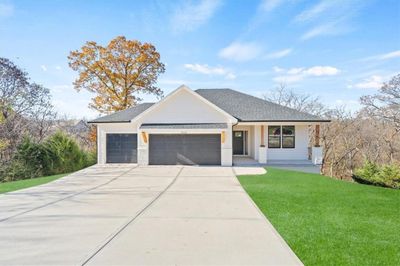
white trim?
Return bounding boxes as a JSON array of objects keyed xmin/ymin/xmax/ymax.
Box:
[{"xmin": 131, "ymin": 85, "xmax": 238, "ymax": 124}]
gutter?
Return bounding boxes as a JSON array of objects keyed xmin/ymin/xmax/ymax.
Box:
[{"xmin": 87, "ymin": 120, "xmax": 131, "ymax": 124}]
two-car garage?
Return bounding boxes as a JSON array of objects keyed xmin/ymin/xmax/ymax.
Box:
[
  {"xmin": 149, "ymin": 134, "xmax": 221, "ymax": 165},
  {"xmin": 105, "ymin": 133, "xmax": 221, "ymax": 165}
]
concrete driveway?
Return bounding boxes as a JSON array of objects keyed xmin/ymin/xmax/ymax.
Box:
[{"xmin": 0, "ymin": 165, "xmax": 302, "ymax": 266}]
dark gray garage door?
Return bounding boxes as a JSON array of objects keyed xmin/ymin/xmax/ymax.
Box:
[
  {"xmin": 106, "ymin": 134, "xmax": 137, "ymax": 163},
  {"xmin": 149, "ymin": 134, "xmax": 221, "ymax": 165}
]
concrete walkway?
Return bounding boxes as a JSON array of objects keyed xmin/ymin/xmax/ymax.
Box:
[
  {"xmin": 0, "ymin": 165, "xmax": 302, "ymax": 265},
  {"xmin": 234, "ymin": 156, "xmax": 321, "ymax": 174}
]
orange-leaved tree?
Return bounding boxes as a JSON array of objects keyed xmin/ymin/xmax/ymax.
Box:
[{"xmin": 68, "ymin": 36, "xmax": 165, "ymax": 114}]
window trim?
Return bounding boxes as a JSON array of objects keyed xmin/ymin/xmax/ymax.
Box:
[{"xmin": 267, "ymin": 125, "xmax": 296, "ymax": 149}]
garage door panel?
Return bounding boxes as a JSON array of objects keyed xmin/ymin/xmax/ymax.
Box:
[
  {"xmin": 149, "ymin": 134, "xmax": 221, "ymax": 165},
  {"xmin": 106, "ymin": 134, "xmax": 137, "ymax": 163}
]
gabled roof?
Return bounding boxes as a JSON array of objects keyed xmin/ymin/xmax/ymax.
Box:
[
  {"xmin": 196, "ymin": 88, "xmax": 328, "ymax": 122},
  {"xmin": 88, "ymin": 103, "xmax": 154, "ymax": 123},
  {"xmin": 129, "ymin": 85, "xmax": 237, "ymax": 124},
  {"xmin": 89, "ymin": 87, "xmax": 329, "ymax": 123}
]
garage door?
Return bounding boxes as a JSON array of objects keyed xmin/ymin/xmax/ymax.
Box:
[
  {"xmin": 149, "ymin": 134, "xmax": 221, "ymax": 165},
  {"xmin": 106, "ymin": 134, "xmax": 137, "ymax": 163}
]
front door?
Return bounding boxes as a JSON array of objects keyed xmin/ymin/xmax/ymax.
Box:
[{"xmin": 233, "ymin": 131, "xmax": 244, "ymax": 155}]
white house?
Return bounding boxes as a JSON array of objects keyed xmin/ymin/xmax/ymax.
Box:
[{"xmin": 89, "ymin": 85, "xmax": 329, "ymax": 166}]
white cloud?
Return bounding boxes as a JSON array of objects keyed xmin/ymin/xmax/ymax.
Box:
[
  {"xmin": 219, "ymin": 42, "xmax": 263, "ymax": 62},
  {"xmin": 55, "ymin": 65, "xmax": 62, "ymax": 70},
  {"xmin": 303, "ymin": 66, "xmax": 340, "ymax": 76},
  {"xmin": 350, "ymin": 75, "xmax": 383, "ymax": 89},
  {"xmin": 225, "ymin": 73, "xmax": 237, "ymax": 80},
  {"xmin": 40, "ymin": 65, "xmax": 47, "ymax": 71},
  {"xmin": 260, "ymin": 0, "xmax": 285, "ymax": 12},
  {"xmin": 0, "ymin": 3, "xmax": 13, "ymax": 17},
  {"xmin": 294, "ymin": 1, "xmax": 336, "ymax": 23},
  {"xmin": 273, "ymin": 65, "xmax": 340, "ymax": 83},
  {"xmin": 170, "ymin": 0, "xmax": 222, "ymax": 33},
  {"xmin": 184, "ymin": 63, "xmax": 236, "ymax": 79},
  {"xmin": 265, "ymin": 48, "xmax": 292, "ymax": 59},
  {"xmin": 300, "ymin": 21, "xmax": 348, "ymax": 40},
  {"xmin": 364, "ymin": 50, "xmax": 400, "ymax": 61},
  {"xmin": 272, "ymin": 66, "xmax": 284, "ymax": 73},
  {"xmin": 296, "ymin": 0, "xmax": 364, "ymax": 41}
]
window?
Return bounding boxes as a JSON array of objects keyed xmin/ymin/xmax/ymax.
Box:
[
  {"xmin": 282, "ymin": 126, "xmax": 295, "ymax": 148},
  {"xmin": 234, "ymin": 131, "xmax": 242, "ymax": 137},
  {"xmin": 268, "ymin": 125, "xmax": 295, "ymax": 149},
  {"xmin": 268, "ymin": 126, "xmax": 281, "ymax": 148}
]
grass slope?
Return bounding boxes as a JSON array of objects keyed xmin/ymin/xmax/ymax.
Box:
[
  {"xmin": 0, "ymin": 174, "xmax": 67, "ymax": 194},
  {"xmin": 238, "ymin": 168, "xmax": 400, "ymax": 266}
]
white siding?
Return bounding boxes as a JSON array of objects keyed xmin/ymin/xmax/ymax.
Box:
[
  {"xmin": 139, "ymin": 88, "xmax": 228, "ymax": 124},
  {"xmin": 266, "ymin": 125, "xmax": 309, "ymax": 160}
]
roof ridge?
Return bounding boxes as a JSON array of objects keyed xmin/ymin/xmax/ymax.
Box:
[{"xmin": 89, "ymin": 102, "xmax": 155, "ymax": 123}]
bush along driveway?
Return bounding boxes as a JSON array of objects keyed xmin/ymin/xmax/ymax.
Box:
[{"xmin": 238, "ymin": 167, "xmax": 400, "ymax": 266}]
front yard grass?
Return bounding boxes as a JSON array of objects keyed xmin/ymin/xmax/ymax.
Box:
[
  {"xmin": 238, "ymin": 167, "xmax": 400, "ymax": 266},
  {"xmin": 0, "ymin": 174, "xmax": 67, "ymax": 194}
]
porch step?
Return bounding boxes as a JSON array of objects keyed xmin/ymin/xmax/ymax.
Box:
[{"xmin": 266, "ymin": 160, "xmax": 313, "ymax": 166}]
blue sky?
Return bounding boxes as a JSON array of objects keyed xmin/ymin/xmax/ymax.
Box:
[{"xmin": 0, "ymin": 0, "xmax": 399, "ymax": 119}]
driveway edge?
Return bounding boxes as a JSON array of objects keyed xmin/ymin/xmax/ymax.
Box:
[{"xmin": 232, "ymin": 167, "xmax": 304, "ymax": 266}]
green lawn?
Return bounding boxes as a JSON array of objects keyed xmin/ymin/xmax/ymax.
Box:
[
  {"xmin": 238, "ymin": 168, "xmax": 400, "ymax": 266},
  {"xmin": 0, "ymin": 174, "xmax": 67, "ymax": 194}
]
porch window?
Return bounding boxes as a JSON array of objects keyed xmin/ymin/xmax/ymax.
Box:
[
  {"xmin": 268, "ymin": 125, "xmax": 295, "ymax": 149},
  {"xmin": 268, "ymin": 126, "xmax": 281, "ymax": 148},
  {"xmin": 282, "ymin": 126, "xmax": 295, "ymax": 148}
]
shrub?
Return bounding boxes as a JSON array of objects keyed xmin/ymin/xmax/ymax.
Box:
[
  {"xmin": 45, "ymin": 131, "xmax": 87, "ymax": 175},
  {"xmin": 354, "ymin": 161, "xmax": 400, "ymax": 189},
  {"xmin": 0, "ymin": 131, "xmax": 96, "ymax": 182}
]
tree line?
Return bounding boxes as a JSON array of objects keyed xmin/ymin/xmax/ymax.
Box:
[{"xmin": 265, "ymin": 76, "xmax": 399, "ymax": 187}]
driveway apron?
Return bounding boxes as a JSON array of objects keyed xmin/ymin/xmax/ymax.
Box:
[{"xmin": 0, "ymin": 165, "xmax": 302, "ymax": 265}]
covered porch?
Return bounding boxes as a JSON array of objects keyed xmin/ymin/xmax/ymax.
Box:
[{"xmin": 232, "ymin": 122, "xmax": 323, "ymax": 169}]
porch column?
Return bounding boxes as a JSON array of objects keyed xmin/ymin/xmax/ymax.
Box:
[
  {"xmin": 137, "ymin": 129, "xmax": 149, "ymax": 165},
  {"xmin": 258, "ymin": 125, "xmax": 267, "ymax": 164},
  {"xmin": 314, "ymin": 124, "xmax": 320, "ymax": 147},
  {"xmin": 260, "ymin": 125, "xmax": 265, "ymax": 146},
  {"xmin": 312, "ymin": 124, "xmax": 323, "ymax": 165}
]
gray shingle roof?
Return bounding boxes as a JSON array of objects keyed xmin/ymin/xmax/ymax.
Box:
[
  {"xmin": 196, "ymin": 88, "xmax": 328, "ymax": 122},
  {"xmin": 88, "ymin": 103, "xmax": 154, "ymax": 123},
  {"xmin": 89, "ymin": 89, "xmax": 329, "ymax": 123},
  {"xmin": 140, "ymin": 123, "xmax": 228, "ymax": 129}
]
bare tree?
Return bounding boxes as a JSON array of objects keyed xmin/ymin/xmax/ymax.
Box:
[
  {"xmin": 263, "ymin": 83, "xmax": 326, "ymax": 116},
  {"xmin": 361, "ymin": 74, "xmax": 400, "ymax": 130},
  {"xmin": 0, "ymin": 58, "xmax": 56, "ymax": 161},
  {"xmin": 263, "ymin": 82, "xmax": 400, "ymax": 180}
]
